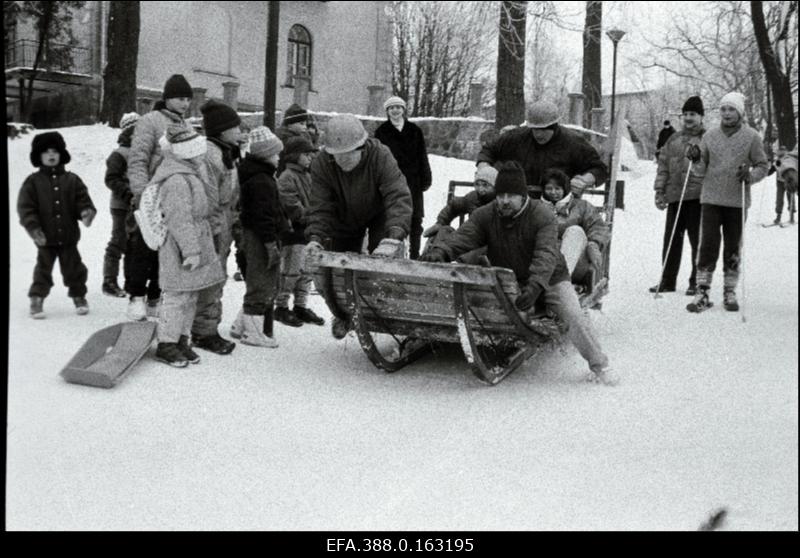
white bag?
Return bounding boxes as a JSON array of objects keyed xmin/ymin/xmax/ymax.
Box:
[{"xmin": 133, "ymin": 180, "xmax": 166, "ymax": 250}]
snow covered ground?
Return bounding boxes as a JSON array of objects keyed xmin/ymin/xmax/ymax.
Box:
[{"xmin": 6, "ymin": 124, "xmax": 798, "ymax": 531}]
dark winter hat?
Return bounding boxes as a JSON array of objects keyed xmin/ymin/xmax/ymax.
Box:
[
  {"xmin": 283, "ymin": 136, "xmax": 316, "ymax": 163},
  {"xmin": 162, "ymin": 74, "xmax": 193, "ymax": 100},
  {"xmin": 283, "ymin": 103, "xmax": 308, "ymax": 125},
  {"xmin": 201, "ymin": 99, "xmax": 241, "ymax": 137},
  {"xmin": 30, "ymin": 131, "xmax": 71, "ymax": 167},
  {"xmin": 493, "ymin": 161, "xmax": 528, "ymax": 197},
  {"xmin": 681, "ymin": 96, "xmax": 704, "ymax": 116}
]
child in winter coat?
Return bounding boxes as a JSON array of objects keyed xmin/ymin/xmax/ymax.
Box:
[
  {"xmin": 686, "ymin": 92, "xmax": 768, "ymax": 313},
  {"xmin": 103, "ymin": 112, "xmax": 140, "ymax": 298},
  {"xmin": 17, "ymin": 132, "xmax": 97, "ymax": 318},
  {"xmin": 234, "ymin": 126, "xmax": 288, "ymax": 348},
  {"xmin": 153, "ymin": 124, "xmax": 226, "ymax": 368},
  {"xmin": 274, "ymin": 136, "xmax": 325, "ymax": 327}
]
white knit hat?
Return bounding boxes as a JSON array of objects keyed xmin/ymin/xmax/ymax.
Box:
[
  {"xmin": 719, "ymin": 92, "xmax": 746, "ymax": 117},
  {"xmin": 383, "ymin": 96, "xmax": 407, "ymax": 111},
  {"xmin": 474, "ymin": 165, "xmax": 498, "ymax": 186},
  {"xmin": 119, "ymin": 112, "xmax": 140, "ymax": 130},
  {"xmin": 165, "ymin": 123, "xmax": 207, "ymax": 159},
  {"xmin": 248, "ymin": 126, "xmax": 283, "ymax": 159}
]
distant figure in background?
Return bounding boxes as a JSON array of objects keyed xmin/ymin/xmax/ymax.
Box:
[
  {"xmin": 18, "ymin": 132, "xmax": 97, "ymax": 319},
  {"xmin": 655, "ymin": 119, "xmax": 676, "ymax": 160},
  {"xmin": 777, "ymin": 148, "xmax": 798, "ymax": 222},
  {"xmin": 769, "ymin": 145, "xmax": 795, "ymax": 225},
  {"xmin": 374, "ymin": 96, "xmax": 432, "ymax": 259},
  {"xmin": 102, "ymin": 112, "xmax": 140, "ymax": 298},
  {"xmin": 276, "ymin": 103, "xmax": 315, "ymax": 175}
]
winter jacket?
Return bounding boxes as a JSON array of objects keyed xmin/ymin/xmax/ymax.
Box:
[
  {"xmin": 17, "ymin": 166, "xmax": 96, "ymax": 247},
  {"xmin": 477, "ymin": 125, "xmax": 608, "ymax": 189},
  {"xmin": 654, "ymin": 126, "xmax": 705, "ymax": 203},
  {"xmin": 440, "ymin": 199, "xmax": 570, "ymax": 292},
  {"xmin": 104, "ymin": 128, "xmax": 135, "ymax": 211},
  {"xmin": 153, "ymin": 156, "xmax": 226, "ymax": 292},
  {"xmin": 239, "ymin": 155, "xmax": 290, "ymax": 244},
  {"xmin": 127, "ymin": 106, "xmax": 186, "ymax": 197},
  {"xmin": 276, "ymin": 125, "xmax": 315, "ymax": 175},
  {"xmin": 305, "ymin": 138, "xmax": 413, "ymax": 243},
  {"xmin": 694, "ymin": 125, "xmax": 768, "ymax": 208},
  {"xmin": 278, "ymin": 162, "xmax": 313, "ymax": 245},
  {"xmin": 656, "ymin": 126, "xmax": 676, "ymax": 151},
  {"xmin": 203, "ymin": 138, "xmax": 240, "ymax": 244},
  {"xmin": 374, "ymin": 119, "xmax": 432, "ymax": 192},
  {"xmin": 549, "ymin": 194, "xmax": 610, "ymax": 249},
  {"xmin": 436, "ymin": 191, "xmax": 493, "ymax": 226}
]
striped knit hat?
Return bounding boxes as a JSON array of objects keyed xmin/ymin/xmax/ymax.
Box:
[
  {"xmin": 119, "ymin": 112, "xmax": 140, "ymax": 130},
  {"xmin": 248, "ymin": 126, "xmax": 284, "ymax": 159},
  {"xmin": 165, "ymin": 123, "xmax": 207, "ymax": 159},
  {"xmin": 383, "ymin": 96, "xmax": 407, "ymax": 111}
]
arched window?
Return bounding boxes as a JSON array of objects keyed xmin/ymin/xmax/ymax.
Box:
[{"xmin": 286, "ymin": 24, "xmax": 312, "ymax": 87}]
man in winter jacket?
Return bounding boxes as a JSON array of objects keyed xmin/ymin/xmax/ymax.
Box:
[
  {"xmin": 304, "ymin": 114, "xmax": 413, "ymax": 338},
  {"xmin": 419, "ymin": 161, "xmax": 617, "ymax": 386},
  {"xmin": 686, "ymin": 92, "xmax": 768, "ymax": 313},
  {"xmin": 655, "ymin": 120, "xmax": 677, "ymax": 160},
  {"xmin": 375, "ymin": 96, "xmax": 433, "ymax": 259},
  {"xmin": 650, "ymin": 96, "xmax": 706, "ymax": 295},
  {"xmin": 477, "ymin": 100, "xmax": 607, "ymax": 199},
  {"xmin": 126, "ymin": 74, "xmax": 193, "ymax": 321},
  {"xmin": 17, "ymin": 132, "xmax": 96, "ymax": 318}
]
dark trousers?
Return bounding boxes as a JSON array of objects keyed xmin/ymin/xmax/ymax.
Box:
[
  {"xmin": 696, "ymin": 204, "xmax": 745, "ymax": 289},
  {"xmin": 124, "ymin": 229, "xmax": 161, "ymax": 300},
  {"xmin": 776, "ymin": 180, "xmax": 796, "ymax": 216},
  {"xmin": 410, "ymin": 189, "xmax": 424, "ymax": 260},
  {"xmin": 242, "ymin": 228, "xmax": 280, "ymax": 315},
  {"xmin": 103, "ymin": 208, "xmax": 128, "ymax": 280},
  {"xmin": 29, "ymin": 244, "xmax": 88, "ymax": 298},
  {"xmin": 659, "ymin": 199, "xmax": 701, "ymax": 288}
]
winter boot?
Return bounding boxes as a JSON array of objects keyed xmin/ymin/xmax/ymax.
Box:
[
  {"xmin": 73, "ymin": 296, "xmax": 89, "ymax": 315},
  {"xmin": 29, "ymin": 296, "xmax": 45, "ymax": 319},
  {"xmin": 127, "ymin": 296, "xmax": 147, "ymax": 321},
  {"xmin": 155, "ymin": 342, "xmax": 189, "ymax": 368},
  {"xmin": 274, "ymin": 306, "xmax": 303, "ymax": 327},
  {"xmin": 241, "ymin": 314, "xmax": 278, "ymax": 348},
  {"xmin": 264, "ymin": 307, "xmax": 275, "ymax": 338},
  {"xmin": 685, "ymin": 283, "xmax": 697, "ymax": 296},
  {"xmin": 102, "ymin": 277, "xmax": 126, "ymax": 298},
  {"xmin": 230, "ymin": 308, "xmax": 245, "ymax": 339},
  {"xmin": 192, "ymin": 331, "xmax": 236, "ymax": 355},
  {"xmin": 773, "ymin": 214, "xmax": 782, "ymax": 225},
  {"xmin": 331, "ymin": 316, "xmax": 352, "ymax": 339},
  {"xmin": 146, "ymin": 298, "xmax": 160, "ymax": 319},
  {"xmin": 178, "ymin": 335, "xmax": 201, "ymax": 364},
  {"xmin": 686, "ymin": 286, "xmax": 713, "ymax": 313},
  {"xmin": 723, "ymin": 288, "xmax": 739, "ymax": 312},
  {"xmin": 649, "ymin": 282, "xmax": 675, "ymax": 293},
  {"xmin": 588, "ymin": 366, "xmax": 620, "ymax": 386},
  {"xmin": 294, "ymin": 306, "xmax": 325, "ymax": 326}
]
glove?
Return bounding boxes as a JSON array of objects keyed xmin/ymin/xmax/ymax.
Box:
[
  {"xmin": 685, "ymin": 144, "xmax": 701, "ymax": 163},
  {"xmin": 586, "ymin": 241, "xmax": 603, "ymax": 270},
  {"xmin": 265, "ymin": 241, "xmax": 281, "ymax": 266},
  {"xmin": 570, "ymin": 174, "xmax": 594, "ymax": 198},
  {"xmin": 655, "ymin": 193, "xmax": 667, "ymax": 211},
  {"xmin": 302, "ymin": 240, "xmax": 324, "ymax": 272},
  {"xmin": 736, "ymin": 164, "xmax": 751, "ymax": 185},
  {"xmin": 418, "ymin": 248, "xmax": 448, "ymax": 263},
  {"xmin": 385, "ymin": 226, "xmax": 406, "ymax": 241},
  {"xmin": 371, "ymin": 238, "xmax": 404, "ymax": 258},
  {"xmin": 422, "ymin": 223, "xmax": 441, "ymax": 238},
  {"xmin": 514, "ymin": 284, "xmax": 542, "ymax": 312},
  {"xmin": 30, "ymin": 229, "xmax": 47, "ymax": 247},
  {"xmin": 182, "ymin": 254, "xmax": 201, "ymax": 271},
  {"xmin": 80, "ymin": 208, "xmax": 96, "ymax": 227}
]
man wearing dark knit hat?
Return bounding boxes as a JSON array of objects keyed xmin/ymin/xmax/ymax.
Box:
[
  {"xmin": 420, "ymin": 161, "xmax": 617, "ymax": 386},
  {"xmin": 276, "ymin": 103, "xmax": 315, "ymax": 175},
  {"xmin": 650, "ymin": 95, "xmax": 706, "ymax": 296}
]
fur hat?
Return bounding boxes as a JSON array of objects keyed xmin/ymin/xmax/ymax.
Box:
[
  {"xmin": 282, "ymin": 136, "xmax": 316, "ymax": 164},
  {"xmin": 30, "ymin": 131, "xmax": 71, "ymax": 167},
  {"xmin": 248, "ymin": 126, "xmax": 284, "ymax": 159},
  {"xmin": 719, "ymin": 92, "xmax": 746, "ymax": 117},
  {"xmin": 283, "ymin": 103, "xmax": 308, "ymax": 125},
  {"xmin": 201, "ymin": 99, "xmax": 241, "ymax": 137},
  {"xmin": 162, "ymin": 74, "xmax": 193, "ymax": 100},
  {"xmin": 493, "ymin": 161, "xmax": 527, "ymax": 197},
  {"xmin": 165, "ymin": 123, "xmax": 207, "ymax": 159},
  {"xmin": 681, "ymin": 96, "xmax": 704, "ymax": 116},
  {"xmin": 383, "ymin": 96, "xmax": 407, "ymax": 111},
  {"xmin": 474, "ymin": 165, "xmax": 498, "ymax": 186},
  {"xmin": 119, "ymin": 112, "xmax": 140, "ymax": 130}
]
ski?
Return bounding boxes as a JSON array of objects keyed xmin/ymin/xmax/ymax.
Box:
[{"xmin": 762, "ymin": 222, "xmax": 782, "ymax": 228}]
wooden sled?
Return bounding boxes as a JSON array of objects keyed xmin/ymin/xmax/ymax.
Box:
[
  {"xmin": 311, "ymin": 252, "xmax": 607, "ymax": 385},
  {"xmin": 60, "ymin": 321, "xmax": 157, "ymax": 388}
]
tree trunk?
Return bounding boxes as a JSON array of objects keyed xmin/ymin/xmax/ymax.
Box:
[
  {"xmin": 23, "ymin": 4, "xmax": 55, "ymax": 123},
  {"xmin": 495, "ymin": 1, "xmax": 527, "ymax": 129},
  {"xmin": 100, "ymin": 1, "xmax": 140, "ymax": 125},
  {"xmin": 581, "ymin": 1, "xmax": 602, "ymax": 130},
  {"xmin": 751, "ymin": 0, "xmax": 797, "ymax": 150}
]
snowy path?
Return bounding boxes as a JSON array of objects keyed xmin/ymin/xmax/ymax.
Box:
[{"xmin": 6, "ymin": 125, "xmax": 797, "ymax": 530}]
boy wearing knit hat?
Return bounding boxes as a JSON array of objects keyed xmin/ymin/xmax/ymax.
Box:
[
  {"xmin": 18, "ymin": 132, "xmax": 97, "ymax": 319},
  {"xmin": 420, "ymin": 161, "xmax": 617, "ymax": 386},
  {"xmin": 188, "ymin": 99, "xmax": 245, "ymax": 355},
  {"xmin": 650, "ymin": 95, "xmax": 706, "ymax": 296},
  {"xmin": 126, "ymin": 73, "xmax": 194, "ymax": 321},
  {"xmin": 276, "ymin": 103, "xmax": 315, "ymax": 175},
  {"xmin": 685, "ymin": 92, "xmax": 768, "ymax": 312},
  {"xmin": 274, "ymin": 136, "xmax": 325, "ymax": 327},
  {"xmin": 233, "ymin": 126, "xmax": 288, "ymax": 348},
  {"xmin": 102, "ymin": 112, "xmax": 140, "ymax": 298}
]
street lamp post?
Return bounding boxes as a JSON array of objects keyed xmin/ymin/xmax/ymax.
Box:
[{"xmin": 606, "ymin": 28, "xmax": 626, "ymax": 134}]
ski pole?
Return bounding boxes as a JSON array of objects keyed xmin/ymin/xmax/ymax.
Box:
[
  {"xmin": 654, "ymin": 160, "xmax": 693, "ymax": 299},
  {"xmin": 741, "ymin": 179, "xmax": 747, "ymax": 323}
]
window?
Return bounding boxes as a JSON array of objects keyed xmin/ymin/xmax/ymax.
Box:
[{"xmin": 286, "ymin": 24, "xmax": 312, "ymax": 87}]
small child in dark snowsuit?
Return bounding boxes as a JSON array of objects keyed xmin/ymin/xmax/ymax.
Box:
[{"xmin": 17, "ymin": 132, "xmax": 97, "ymax": 318}]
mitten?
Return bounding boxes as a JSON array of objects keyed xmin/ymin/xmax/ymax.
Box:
[
  {"xmin": 30, "ymin": 229, "xmax": 47, "ymax": 247},
  {"xmin": 418, "ymin": 248, "xmax": 448, "ymax": 263},
  {"xmin": 422, "ymin": 223, "xmax": 441, "ymax": 238},
  {"xmin": 371, "ymin": 238, "xmax": 404, "ymax": 258},
  {"xmin": 81, "ymin": 208, "xmax": 96, "ymax": 227},
  {"xmin": 515, "ymin": 284, "xmax": 542, "ymax": 312},
  {"xmin": 685, "ymin": 144, "xmax": 701, "ymax": 163},
  {"xmin": 655, "ymin": 193, "xmax": 667, "ymax": 210}
]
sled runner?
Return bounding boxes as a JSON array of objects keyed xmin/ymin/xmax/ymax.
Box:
[{"xmin": 60, "ymin": 321, "xmax": 157, "ymax": 388}]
